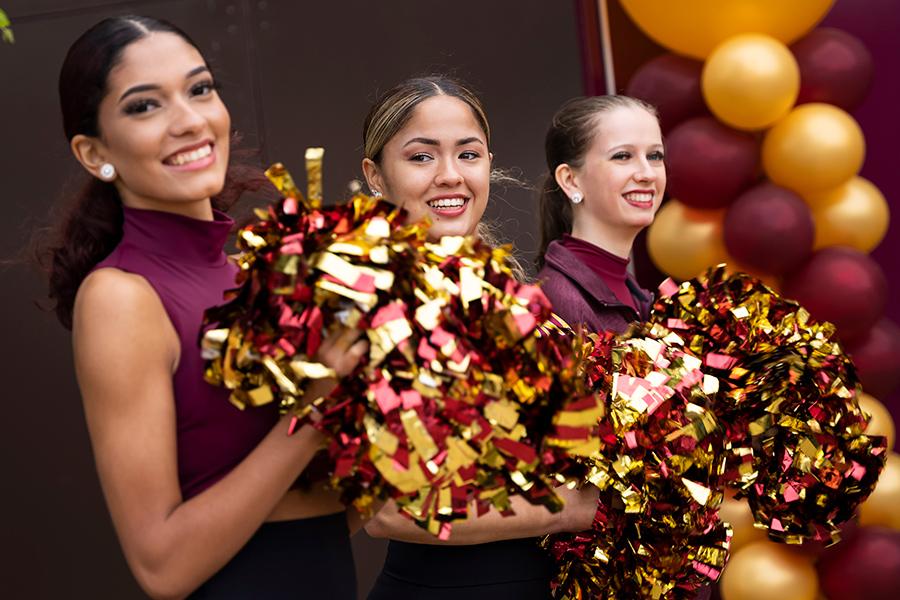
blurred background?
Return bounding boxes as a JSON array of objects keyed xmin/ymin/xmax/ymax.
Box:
[{"xmin": 0, "ymin": 1, "xmax": 897, "ymax": 598}]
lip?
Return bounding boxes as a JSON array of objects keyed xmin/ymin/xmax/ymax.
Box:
[
  {"xmin": 426, "ymin": 194, "xmax": 470, "ymax": 218},
  {"xmin": 162, "ymin": 139, "xmax": 216, "ymax": 172}
]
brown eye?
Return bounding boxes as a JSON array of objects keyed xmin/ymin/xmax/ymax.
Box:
[
  {"xmin": 123, "ymin": 98, "xmax": 158, "ymax": 115},
  {"xmin": 191, "ymin": 80, "xmax": 216, "ymax": 97}
]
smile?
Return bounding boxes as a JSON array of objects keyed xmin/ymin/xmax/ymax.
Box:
[
  {"xmin": 622, "ymin": 191, "xmax": 655, "ymax": 208},
  {"xmin": 426, "ymin": 195, "xmax": 469, "ymax": 217},
  {"xmin": 163, "ymin": 142, "xmax": 215, "ymax": 169}
]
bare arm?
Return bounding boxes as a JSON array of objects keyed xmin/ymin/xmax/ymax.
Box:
[
  {"xmin": 73, "ymin": 270, "xmax": 364, "ymax": 599},
  {"xmin": 364, "ymin": 486, "xmax": 598, "ymax": 545}
]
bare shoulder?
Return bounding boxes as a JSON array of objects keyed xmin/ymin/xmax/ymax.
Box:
[
  {"xmin": 73, "ymin": 267, "xmax": 177, "ymax": 368},
  {"xmin": 76, "ymin": 267, "xmax": 160, "ymax": 317}
]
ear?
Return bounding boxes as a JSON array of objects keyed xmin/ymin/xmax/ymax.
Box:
[
  {"xmin": 489, "ymin": 151, "xmax": 494, "ymax": 164},
  {"xmin": 554, "ymin": 163, "xmax": 580, "ymax": 201},
  {"xmin": 70, "ymin": 134, "xmax": 110, "ymax": 180},
  {"xmin": 361, "ymin": 157, "xmax": 385, "ymax": 196}
]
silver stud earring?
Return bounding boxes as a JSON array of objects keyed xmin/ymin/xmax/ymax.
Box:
[
  {"xmin": 99, "ymin": 163, "xmax": 116, "ymax": 181},
  {"xmin": 372, "ymin": 189, "xmax": 382, "ymax": 198},
  {"xmin": 570, "ymin": 192, "xmax": 583, "ymax": 204}
]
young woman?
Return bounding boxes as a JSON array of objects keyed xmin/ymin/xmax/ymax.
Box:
[
  {"xmin": 360, "ymin": 76, "xmax": 598, "ymax": 600},
  {"xmin": 41, "ymin": 16, "xmax": 362, "ymax": 598},
  {"xmin": 536, "ymin": 96, "xmax": 713, "ymax": 600},
  {"xmin": 537, "ymin": 96, "xmax": 664, "ymax": 333}
]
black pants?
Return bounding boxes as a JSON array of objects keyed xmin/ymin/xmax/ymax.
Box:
[
  {"xmin": 367, "ymin": 538, "xmax": 553, "ymax": 600},
  {"xmin": 190, "ymin": 512, "xmax": 356, "ymax": 599}
]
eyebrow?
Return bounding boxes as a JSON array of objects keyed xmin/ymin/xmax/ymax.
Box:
[
  {"xmin": 607, "ymin": 143, "xmax": 664, "ymax": 152},
  {"xmin": 118, "ymin": 65, "xmax": 211, "ymax": 103},
  {"xmin": 402, "ymin": 136, "xmax": 485, "ymax": 148}
]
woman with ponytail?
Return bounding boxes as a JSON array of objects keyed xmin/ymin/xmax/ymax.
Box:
[
  {"xmin": 537, "ymin": 96, "xmax": 664, "ymax": 333},
  {"xmin": 38, "ymin": 16, "xmax": 361, "ymax": 598}
]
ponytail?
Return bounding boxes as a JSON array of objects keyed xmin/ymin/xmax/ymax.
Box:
[
  {"xmin": 536, "ymin": 173, "xmax": 572, "ymax": 270},
  {"xmin": 36, "ymin": 176, "xmax": 123, "ymax": 329}
]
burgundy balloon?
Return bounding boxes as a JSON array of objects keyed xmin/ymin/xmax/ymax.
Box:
[
  {"xmin": 666, "ymin": 117, "xmax": 760, "ymax": 209},
  {"xmin": 794, "ymin": 518, "xmax": 861, "ymax": 560},
  {"xmin": 817, "ymin": 527, "xmax": 900, "ymax": 600},
  {"xmin": 847, "ymin": 318, "xmax": 900, "ymax": 399},
  {"xmin": 626, "ymin": 53, "xmax": 707, "ymax": 132},
  {"xmin": 781, "ymin": 247, "xmax": 888, "ymax": 343},
  {"xmin": 723, "ymin": 182, "xmax": 814, "ymax": 275},
  {"xmin": 792, "ymin": 27, "xmax": 874, "ymax": 111}
]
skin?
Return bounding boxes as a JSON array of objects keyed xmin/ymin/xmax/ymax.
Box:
[
  {"xmin": 555, "ymin": 105, "xmax": 666, "ymax": 258},
  {"xmin": 362, "ymin": 94, "xmax": 491, "ymax": 241},
  {"xmin": 361, "ymin": 93, "xmax": 598, "ymax": 545},
  {"xmin": 69, "ymin": 33, "xmax": 366, "ymax": 599}
]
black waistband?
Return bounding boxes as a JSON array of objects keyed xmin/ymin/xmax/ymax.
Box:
[
  {"xmin": 190, "ymin": 512, "xmax": 356, "ymax": 599},
  {"xmin": 381, "ymin": 538, "xmax": 553, "ymax": 587}
]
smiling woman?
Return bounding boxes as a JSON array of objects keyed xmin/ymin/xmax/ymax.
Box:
[
  {"xmin": 359, "ymin": 76, "xmax": 600, "ymax": 600},
  {"xmin": 537, "ymin": 95, "xmax": 664, "ymax": 335},
  {"xmin": 35, "ymin": 16, "xmax": 361, "ymax": 599}
]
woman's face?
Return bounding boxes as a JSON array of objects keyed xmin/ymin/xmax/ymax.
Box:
[
  {"xmin": 86, "ymin": 32, "xmax": 231, "ymax": 215},
  {"xmin": 572, "ymin": 106, "xmax": 666, "ymax": 236},
  {"xmin": 367, "ymin": 95, "xmax": 491, "ymax": 240}
]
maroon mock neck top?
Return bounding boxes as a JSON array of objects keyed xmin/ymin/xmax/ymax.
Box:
[
  {"xmin": 558, "ymin": 234, "xmax": 637, "ymax": 311},
  {"xmin": 94, "ymin": 206, "xmax": 278, "ymax": 499}
]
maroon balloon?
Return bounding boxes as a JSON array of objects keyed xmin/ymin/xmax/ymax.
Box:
[
  {"xmin": 781, "ymin": 247, "xmax": 888, "ymax": 343},
  {"xmin": 723, "ymin": 182, "xmax": 814, "ymax": 275},
  {"xmin": 817, "ymin": 527, "xmax": 900, "ymax": 600},
  {"xmin": 792, "ymin": 28, "xmax": 874, "ymax": 111},
  {"xmin": 666, "ymin": 117, "xmax": 760, "ymax": 209},
  {"xmin": 626, "ymin": 53, "xmax": 706, "ymax": 132},
  {"xmin": 847, "ymin": 318, "xmax": 900, "ymax": 399}
]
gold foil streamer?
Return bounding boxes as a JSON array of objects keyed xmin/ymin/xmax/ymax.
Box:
[
  {"xmin": 202, "ymin": 162, "xmax": 593, "ymax": 536},
  {"xmin": 651, "ymin": 265, "xmax": 887, "ymax": 546},
  {"xmin": 304, "ymin": 147, "xmax": 324, "ymax": 207},
  {"xmin": 541, "ymin": 326, "xmax": 730, "ymax": 599}
]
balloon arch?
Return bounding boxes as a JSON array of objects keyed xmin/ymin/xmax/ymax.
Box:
[{"xmin": 586, "ymin": 0, "xmax": 900, "ymax": 598}]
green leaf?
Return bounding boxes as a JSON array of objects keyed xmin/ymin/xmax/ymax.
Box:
[{"xmin": 0, "ymin": 8, "xmax": 13, "ymax": 44}]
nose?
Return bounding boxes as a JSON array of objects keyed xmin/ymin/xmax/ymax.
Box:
[
  {"xmin": 634, "ymin": 157, "xmax": 657, "ymax": 183},
  {"xmin": 434, "ymin": 158, "xmax": 464, "ymax": 187},
  {"xmin": 169, "ymin": 97, "xmax": 206, "ymax": 137}
]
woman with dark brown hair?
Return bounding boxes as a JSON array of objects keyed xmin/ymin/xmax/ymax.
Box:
[
  {"xmin": 360, "ymin": 75, "xmax": 598, "ymax": 600},
  {"xmin": 40, "ymin": 16, "xmax": 361, "ymax": 598}
]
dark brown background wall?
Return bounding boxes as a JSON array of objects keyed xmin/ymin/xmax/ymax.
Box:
[{"xmin": 0, "ymin": 1, "xmax": 582, "ymax": 597}]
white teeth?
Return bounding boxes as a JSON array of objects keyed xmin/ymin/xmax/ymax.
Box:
[
  {"xmin": 428, "ymin": 198, "xmax": 466, "ymax": 209},
  {"xmin": 623, "ymin": 192, "xmax": 654, "ymax": 203},
  {"xmin": 167, "ymin": 143, "xmax": 212, "ymax": 166}
]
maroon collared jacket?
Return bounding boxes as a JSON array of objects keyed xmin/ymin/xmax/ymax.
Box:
[{"xmin": 537, "ymin": 239, "xmax": 653, "ymax": 334}]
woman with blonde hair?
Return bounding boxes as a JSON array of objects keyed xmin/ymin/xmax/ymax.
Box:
[{"xmin": 360, "ymin": 75, "xmax": 598, "ymax": 600}]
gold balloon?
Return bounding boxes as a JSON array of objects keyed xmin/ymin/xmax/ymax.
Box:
[
  {"xmin": 858, "ymin": 392, "xmax": 897, "ymax": 448},
  {"xmin": 647, "ymin": 200, "xmax": 728, "ymax": 281},
  {"xmin": 702, "ymin": 34, "xmax": 800, "ymax": 130},
  {"xmin": 859, "ymin": 452, "xmax": 900, "ymax": 530},
  {"xmin": 719, "ymin": 491, "xmax": 769, "ymax": 552},
  {"xmin": 762, "ymin": 103, "xmax": 865, "ymax": 194},
  {"xmin": 620, "ymin": 0, "xmax": 833, "ymax": 59},
  {"xmin": 720, "ymin": 540, "xmax": 819, "ymax": 600},
  {"xmin": 804, "ymin": 177, "xmax": 890, "ymax": 252}
]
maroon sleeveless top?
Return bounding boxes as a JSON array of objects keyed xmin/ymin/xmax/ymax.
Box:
[{"xmin": 94, "ymin": 206, "xmax": 278, "ymax": 499}]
